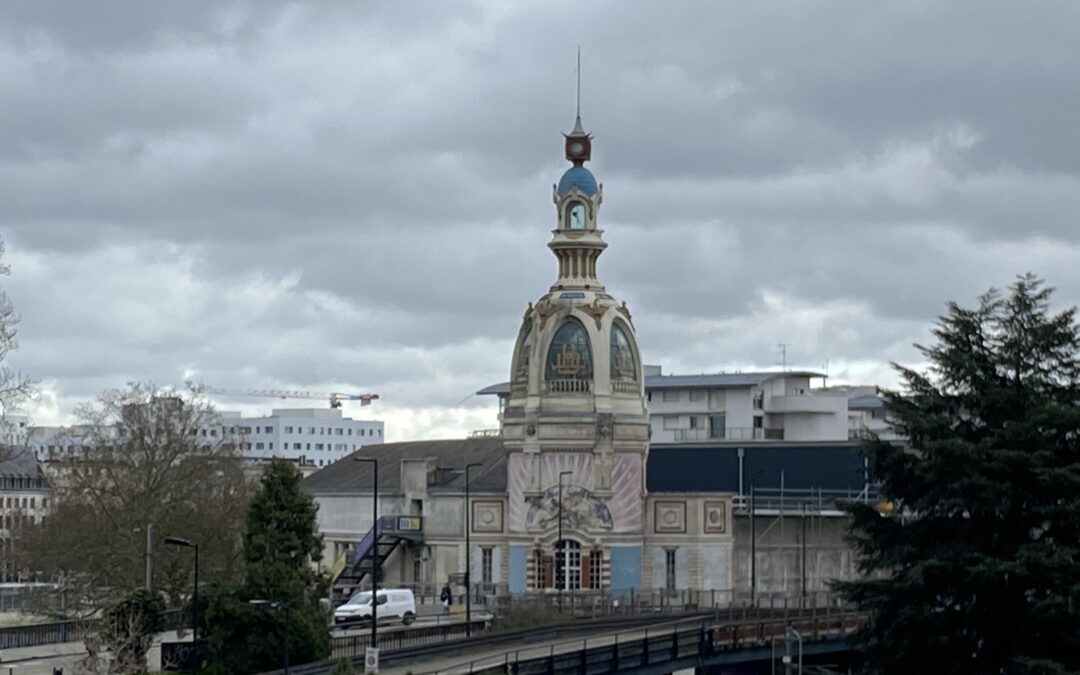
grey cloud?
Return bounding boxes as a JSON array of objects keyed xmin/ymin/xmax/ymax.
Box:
[{"xmin": 3, "ymin": 1, "xmax": 1080, "ymax": 437}]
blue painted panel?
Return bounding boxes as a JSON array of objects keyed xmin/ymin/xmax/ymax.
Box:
[
  {"xmin": 508, "ymin": 545, "xmax": 527, "ymax": 595},
  {"xmin": 609, "ymin": 546, "xmax": 641, "ymax": 591}
]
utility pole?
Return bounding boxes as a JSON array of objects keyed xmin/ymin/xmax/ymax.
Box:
[
  {"xmin": 464, "ymin": 462, "xmax": 481, "ymax": 637},
  {"xmin": 145, "ymin": 524, "xmax": 153, "ymax": 591}
]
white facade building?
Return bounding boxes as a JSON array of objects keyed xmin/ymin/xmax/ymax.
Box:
[
  {"xmin": 27, "ymin": 408, "xmax": 384, "ymax": 468},
  {"xmin": 213, "ymin": 408, "xmax": 384, "ymax": 467},
  {"xmin": 481, "ymin": 367, "xmax": 888, "ymax": 445},
  {"xmin": 644, "ymin": 367, "xmax": 851, "ymax": 444}
]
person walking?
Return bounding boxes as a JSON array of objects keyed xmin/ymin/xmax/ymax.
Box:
[{"xmin": 440, "ymin": 582, "xmax": 452, "ymax": 615}]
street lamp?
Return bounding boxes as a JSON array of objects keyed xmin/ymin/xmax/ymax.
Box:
[
  {"xmin": 463, "ymin": 462, "xmax": 481, "ymax": 637},
  {"xmin": 165, "ymin": 537, "xmax": 199, "ymax": 675},
  {"xmin": 249, "ymin": 600, "xmax": 288, "ymax": 674},
  {"xmin": 557, "ymin": 470, "xmax": 573, "ymax": 612},
  {"xmin": 749, "ymin": 470, "xmax": 765, "ymax": 606},
  {"xmin": 353, "ymin": 456, "xmax": 379, "ymax": 649}
]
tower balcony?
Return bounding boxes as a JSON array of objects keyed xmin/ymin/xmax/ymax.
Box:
[{"xmin": 545, "ymin": 378, "xmax": 592, "ymax": 394}]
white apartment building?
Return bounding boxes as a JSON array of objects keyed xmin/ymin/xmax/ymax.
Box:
[
  {"xmin": 480, "ymin": 365, "xmax": 890, "ymax": 444},
  {"xmin": 644, "ymin": 366, "xmax": 852, "ymax": 443},
  {"xmin": 27, "ymin": 407, "xmax": 384, "ymax": 468},
  {"xmin": 213, "ymin": 408, "xmax": 384, "ymax": 467}
]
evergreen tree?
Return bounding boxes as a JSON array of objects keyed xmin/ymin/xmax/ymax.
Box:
[
  {"xmin": 841, "ymin": 275, "xmax": 1080, "ymax": 673},
  {"xmin": 203, "ymin": 460, "xmax": 330, "ymax": 674}
]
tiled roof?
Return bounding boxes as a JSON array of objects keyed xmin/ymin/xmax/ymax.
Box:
[
  {"xmin": 0, "ymin": 448, "xmax": 45, "ymax": 478},
  {"xmin": 302, "ymin": 437, "xmax": 507, "ymax": 494}
]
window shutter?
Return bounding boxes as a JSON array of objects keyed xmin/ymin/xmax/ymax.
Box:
[
  {"xmin": 543, "ymin": 555, "xmax": 555, "ymax": 589},
  {"xmin": 580, "ymin": 553, "xmax": 591, "ymax": 588}
]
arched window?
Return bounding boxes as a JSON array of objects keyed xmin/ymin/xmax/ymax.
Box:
[
  {"xmin": 610, "ymin": 322, "xmax": 637, "ymax": 381},
  {"xmin": 513, "ymin": 323, "xmax": 532, "ymax": 382},
  {"xmin": 534, "ymin": 549, "xmax": 550, "ymax": 589},
  {"xmin": 554, "ymin": 540, "xmax": 582, "ymax": 590},
  {"xmin": 545, "ymin": 319, "xmax": 593, "ymax": 385}
]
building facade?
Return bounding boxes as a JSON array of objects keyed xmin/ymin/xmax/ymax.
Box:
[
  {"xmin": 304, "ymin": 112, "xmax": 882, "ymax": 602},
  {"xmin": 27, "ymin": 407, "xmax": 383, "ymax": 467},
  {"xmin": 0, "ymin": 449, "xmax": 50, "ymax": 582}
]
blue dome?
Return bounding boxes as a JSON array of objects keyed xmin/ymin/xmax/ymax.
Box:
[{"xmin": 557, "ymin": 166, "xmax": 599, "ymax": 196}]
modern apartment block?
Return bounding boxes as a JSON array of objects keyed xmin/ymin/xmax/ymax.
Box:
[
  {"xmin": 644, "ymin": 367, "xmax": 894, "ymax": 444},
  {"xmin": 215, "ymin": 408, "xmax": 384, "ymax": 467},
  {"xmin": 481, "ymin": 366, "xmax": 889, "ymax": 445},
  {"xmin": 26, "ymin": 407, "xmax": 384, "ymax": 468}
]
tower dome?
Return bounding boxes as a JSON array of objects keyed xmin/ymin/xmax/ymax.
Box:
[{"xmin": 557, "ymin": 166, "xmax": 599, "ymax": 196}]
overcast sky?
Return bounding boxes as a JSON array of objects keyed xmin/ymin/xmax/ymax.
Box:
[{"xmin": 3, "ymin": 1, "xmax": 1080, "ymax": 440}]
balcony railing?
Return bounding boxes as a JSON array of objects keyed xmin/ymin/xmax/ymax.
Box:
[
  {"xmin": 671, "ymin": 427, "xmax": 764, "ymax": 442},
  {"xmin": 732, "ymin": 486, "xmax": 881, "ymax": 516},
  {"xmin": 546, "ymin": 378, "xmax": 592, "ymax": 394},
  {"xmin": 611, "ymin": 380, "xmax": 640, "ymax": 394}
]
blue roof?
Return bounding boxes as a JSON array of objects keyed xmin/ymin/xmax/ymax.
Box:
[{"xmin": 557, "ymin": 166, "xmax": 599, "ymax": 196}]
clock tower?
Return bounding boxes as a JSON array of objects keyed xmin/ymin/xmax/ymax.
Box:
[{"xmin": 502, "ymin": 107, "xmax": 650, "ymax": 592}]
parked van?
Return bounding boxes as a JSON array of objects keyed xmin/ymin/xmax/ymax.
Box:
[{"xmin": 334, "ymin": 588, "xmax": 417, "ymax": 626}]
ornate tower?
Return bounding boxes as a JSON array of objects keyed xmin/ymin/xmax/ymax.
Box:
[{"xmin": 503, "ymin": 106, "xmax": 650, "ymax": 591}]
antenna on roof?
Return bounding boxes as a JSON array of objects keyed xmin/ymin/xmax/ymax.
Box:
[
  {"xmin": 777, "ymin": 343, "xmax": 790, "ymax": 371},
  {"xmin": 573, "ymin": 46, "xmax": 584, "ymax": 132}
]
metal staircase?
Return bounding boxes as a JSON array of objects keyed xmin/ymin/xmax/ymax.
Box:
[{"xmin": 331, "ymin": 515, "xmax": 424, "ymax": 605}]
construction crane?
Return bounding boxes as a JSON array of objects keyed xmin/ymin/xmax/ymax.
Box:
[{"xmin": 206, "ymin": 387, "xmax": 379, "ymax": 409}]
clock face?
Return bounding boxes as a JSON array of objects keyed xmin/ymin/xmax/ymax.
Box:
[
  {"xmin": 569, "ymin": 141, "xmax": 584, "ymax": 155},
  {"xmin": 568, "ymin": 203, "xmax": 586, "ymax": 229}
]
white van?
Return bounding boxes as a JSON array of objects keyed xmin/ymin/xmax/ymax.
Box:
[{"xmin": 334, "ymin": 588, "xmax": 417, "ymax": 626}]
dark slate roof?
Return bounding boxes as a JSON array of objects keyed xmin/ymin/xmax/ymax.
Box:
[
  {"xmin": 302, "ymin": 437, "xmax": 507, "ymax": 495},
  {"xmin": 848, "ymin": 394, "xmax": 885, "ymax": 409},
  {"xmin": 476, "ymin": 382, "xmax": 510, "ymax": 396},
  {"xmin": 647, "ymin": 443, "xmax": 869, "ymax": 493},
  {"xmin": 644, "ymin": 371, "xmax": 825, "ymax": 390},
  {"xmin": 477, "ymin": 370, "xmax": 827, "ymax": 396},
  {"xmin": 0, "ymin": 448, "xmax": 45, "ymax": 478}
]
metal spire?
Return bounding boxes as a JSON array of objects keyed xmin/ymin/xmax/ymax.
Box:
[{"xmin": 573, "ymin": 46, "xmax": 584, "ymax": 133}]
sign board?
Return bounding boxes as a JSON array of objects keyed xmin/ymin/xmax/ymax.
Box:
[
  {"xmin": 396, "ymin": 516, "xmax": 422, "ymax": 531},
  {"xmin": 365, "ymin": 647, "xmax": 380, "ymax": 673}
]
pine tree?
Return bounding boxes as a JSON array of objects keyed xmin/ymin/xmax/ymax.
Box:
[
  {"xmin": 841, "ymin": 275, "xmax": 1080, "ymax": 673},
  {"xmin": 203, "ymin": 460, "xmax": 330, "ymax": 674}
]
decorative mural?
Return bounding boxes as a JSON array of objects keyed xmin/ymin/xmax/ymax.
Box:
[
  {"xmin": 525, "ymin": 485, "xmax": 613, "ymax": 530},
  {"xmin": 507, "ymin": 452, "xmax": 644, "ymax": 534}
]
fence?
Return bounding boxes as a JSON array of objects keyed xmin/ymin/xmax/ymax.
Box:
[
  {"xmin": 732, "ymin": 486, "xmax": 880, "ymax": 516},
  {"xmin": 493, "ymin": 588, "xmax": 846, "ymax": 619},
  {"xmin": 0, "ymin": 608, "xmax": 185, "ymax": 650},
  {"xmin": 329, "ymin": 617, "xmax": 490, "ymax": 659},
  {"xmin": 416, "ymin": 607, "xmax": 866, "ymax": 675}
]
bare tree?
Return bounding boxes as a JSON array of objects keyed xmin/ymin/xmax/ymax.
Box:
[
  {"xmin": 0, "ymin": 237, "xmax": 36, "ymax": 461},
  {"xmin": 17, "ymin": 383, "xmax": 253, "ymax": 614}
]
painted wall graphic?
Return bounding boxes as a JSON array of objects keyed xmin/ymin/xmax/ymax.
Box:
[{"xmin": 507, "ymin": 452, "xmax": 644, "ymax": 534}]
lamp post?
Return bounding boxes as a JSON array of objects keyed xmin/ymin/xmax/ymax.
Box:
[
  {"xmin": 463, "ymin": 462, "xmax": 481, "ymax": 636},
  {"xmin": 165, "ymin": 537, "xmax": 199, "ymax": 675},
  {"xmin": 557, "ymin": 470, "xmax": 573, "ymax": 612},
  {"xmin": 353, "ymin": 457, "xmax": 379, "ymax": 649},
  {"xmin": 749, "ymin": 470, "xmax": 764, "ymax": 606},
  {"xmin": 249, "ymin": 600, "xmax": 288, "ymax": 674}
]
